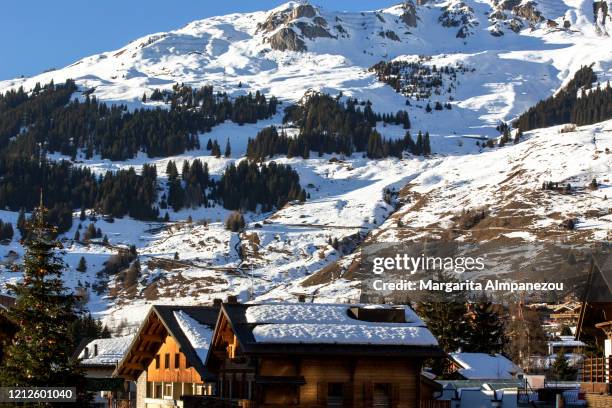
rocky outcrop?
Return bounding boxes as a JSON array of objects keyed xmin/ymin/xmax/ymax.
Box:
[
  {"xmin": 268, "ymin": 28, "xmax": 307, "ymax": 52},
  {"xmin": 512, "ymin": 1, "xmax": 545, "ymax": 25},
  {"xmin": 379, "ymin": 30, "xmax": 401, "ymax": 41},
  {"xmin": 258, "ymin": 3, "xmax": 334, "ymax": 52},
  {"xmin": 439, "ymin": 1, "xmax": 479, "ymax": 38},
  {"xmin": 488, "ymin": 0, "xmax": 545, "ymax": 36},
  {"xmin": 594, "ymin": 1, "xmax": 610, "ymax": 34},
  {"xmin": 496, "ymin": 0, "xmax": 521, "ymax": 11},
  {"xmin": 258, "ymin": 4, "xmax": 318, "ymax": 33},
  {"xmin": 507, "ymin": 18, "xmax": 524, "ymax": 32},
  {"xmin": 400, "ymin": 1, "xmax": 419, "ymax": 28},
  {"xmin": 295, "ymin": 21, "xmax": 332, "ymax": 40}
]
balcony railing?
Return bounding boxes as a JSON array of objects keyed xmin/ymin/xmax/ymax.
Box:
[{"xmin": 580, "ymin": 356, "xmax": 611, "ymax": 383}]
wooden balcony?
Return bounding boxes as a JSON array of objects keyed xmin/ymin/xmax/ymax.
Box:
[{"xmin": 580, "ymin": 356, "xmax": 612, "ymax": 395}]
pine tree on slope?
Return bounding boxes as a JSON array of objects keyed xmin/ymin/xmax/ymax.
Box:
[{"xmin": 0, "ymin": 203, "xmax": 88, "ymax": 404}]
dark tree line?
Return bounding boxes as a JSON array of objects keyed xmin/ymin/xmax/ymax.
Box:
[
  {"xmin": 162, "ymin": 158, "xmax": 306, "ymax": 213},
  {"xmin": 0, "ymin": 80, "xmax": 277, "ymax": 161},
  {"xmin": 247, "ymin": 125, "xmax": 430, "ymax": 161},
  {"xmin": 246, "ymin": 93, "xmax": 427, "ymax": 160},
  {"xmin": 370, "ymin": 58, "xmax": 471, "ymax": 101},
  {"xmin": 0, "ymin": 220, "xmax": 13, "ymax": 241},
  {"xmin": 0, "ymin": 157, "xmax": 159, "ymax": 233},
  {"xmin": 164, "ymin": 159, "xmax": 212, "ymax": 211},
  {"xmin": 217, "ymin": 160, "xmax": 306, "ymax": 212},
  {"xmin": 513, "ymin": 66, "xmax": 611, "ymax": 131}
]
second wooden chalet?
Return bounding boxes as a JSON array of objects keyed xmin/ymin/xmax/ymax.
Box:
[
  {"xmin": 114, "ymin": 304, "xmax": 220, "ymax": 408},
  {"xmin": 204, "ymin": 302, "xmax": 446, "ymax": 408}
]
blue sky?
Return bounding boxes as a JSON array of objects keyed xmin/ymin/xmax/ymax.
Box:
[{"xmin": 1, "ymin": 0, "xmax": 397, "ymax": 80}]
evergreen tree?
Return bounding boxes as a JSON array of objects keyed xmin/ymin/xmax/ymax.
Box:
[
  {"xmin": 423, "ymin": 131, "xmax": 431, "ymax": 155},
  {"xmin": 68, "ymin": 313, "xmax": 110, "ymax": 349},
  {"xmin": 416, "ymin": 131, "xmax": 424, "ymax": 155},
  {"xmin": 224, "ymin": 139, "xmax": 231, "ymax": 157},
  {"xmin": 417, "ymin": 270, "xmax": 469, "ymax": 374},
  {"xmin": 550, "ymin": 349, "xmax": 577, "ymax": 380},
  {"xmin": 464, "ymin": 297, "xmax": 506, "ymax": 354},
  {"xmin": 16, "ymin": 208, "xmax": 26, "ymax": 237},
  {"xmin": 0, "ymin": 204, "xmax": 87, "ymax": 401},
  {"xmin": 76, "ymin": 256, "xmax": 87, "ymax": 273},
  {"xmin": 514, "ymin": 129, "xmax": 522, "ymax": 144}
]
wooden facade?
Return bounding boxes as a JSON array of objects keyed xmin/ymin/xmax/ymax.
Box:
[
  {"xmin": 205, "ymin": 304, "xmax": 445, "ymax": 408},
  {"xmin": 576, "ymin": 255, "xmax": 612, "ymax": 395},
  {"xmin": 113, "ymin": 305, "xmax": 219, "ymax": 407}
]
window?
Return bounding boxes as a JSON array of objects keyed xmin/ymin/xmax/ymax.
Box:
[
  {"xmin": 164, "ymin": 353, "xmax": 170, "ymax": 369},
  {"xmin": 174, "ymin": 353, "xmax": 180, "ymax": 369},
  {"xmin": 164, "ymin": 383, "xmax": 172, "ymax": 397},
  {"xmin": 93, "ymin": 344, "xmax": 98, "ymax": 356},
  {"xmin": 327, "ymin": 383, "xmax": 344, "ymax": 407},
  {"xmin": 154, "ymin": 355, "xmax": 160, "ymax": 369}
]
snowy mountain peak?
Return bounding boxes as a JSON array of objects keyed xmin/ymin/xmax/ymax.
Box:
[{"xmin": 257, "ymin": 2, "xmax": 334, "ymax": 51}]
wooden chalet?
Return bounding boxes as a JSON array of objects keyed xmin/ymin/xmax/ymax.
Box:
[
  {"xmin": 114, "ymin": 304, "xmax": 220, "ymax": 408},
  {"xmin": 74, "ymin": 336, "xmax": 135, "ymax": 408},
  {"xmin": 575, "ymin": 253, "xmax": 612, "ymax": 405},
  {"xmin": 204, "ymin": 302, "xmax": 447, "ymax": 408}
]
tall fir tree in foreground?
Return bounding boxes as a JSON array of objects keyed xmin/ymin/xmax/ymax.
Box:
[
  {"xmin": 464, "ymin": 296, "xmax": 506, "ymax": 354},
  {"xmin": 0, "ymin": 200, "xmax": 88, "ymax": 404},
  {"xmin": 417, "ymin": 270, "xmax": 469, "ymax": 375}
]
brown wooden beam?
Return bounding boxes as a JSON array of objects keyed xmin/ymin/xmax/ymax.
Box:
[
  {"xmin": 133, "ymin": 350, "xmax": 156, "ymax": 359},
  {"xmin": 124, "ymin": 362, "xmax": 145, "ymax": 371},
  {"xmin": 140, "ymin": 333, "xmax": 163, "ymax": 343}
]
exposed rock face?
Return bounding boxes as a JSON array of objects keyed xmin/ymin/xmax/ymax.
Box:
[
  {"xmin": 258, "ymin": 4, "xmax": 318, "ymax": 33},
  {"xmin": 439, "ymin": 1, "xmax": 479, "ymax": 38},
  {"xmin": 594, "ymin": 0, "xmax": 610, "ymax": 33},
  {"xmin": 488, "ymin": 0, "xmax": 545, "ymax": 36},
  {"xmin": 400, "ymin": 1, "xmax": 419, "ymax": 28},
  {"xmin": 512, "ymin": 2, "xmax": 545, "ymax": 25},
  {"xmin": 296, "ymin": 21, "xmax": 332, "ymax": 40},
  {"xmin": 507, "ymin": 18, "xmax": 524, "ymax": 32},
  {"xmin": 258, "ymin": 3, "xmax": 333, "ymax": 52},
  {"xmin": 268, "ymin": 27, "xmax": 307, "ymax": 52},
  {"xmin": 496, "ymin": 0, "xmax": 522, "ymax": 11},
  {"xmin": 379, "ymin": 30, "xmax": 401, "ymax": 41}
]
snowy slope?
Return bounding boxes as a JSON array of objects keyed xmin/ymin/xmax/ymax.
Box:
[{"xmin": 0, "ymin": 0, "xmax": 610, "ymax": 332}]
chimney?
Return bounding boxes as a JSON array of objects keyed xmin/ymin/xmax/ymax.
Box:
[
  {"xmin": 213, "ymin": 298, "xmax": 222, "ymax": 307},
  {"xmin": 226, "ymin": 295, "xmax": 238, "ymax": 304},
  {"xmin": 298, "ymin": 295, "xmax": 306, "ymax": 303}
]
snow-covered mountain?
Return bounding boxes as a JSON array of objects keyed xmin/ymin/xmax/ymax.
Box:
[{"xmin": 0, "ymin": 0, "xmax": 610, "ymax": 333}]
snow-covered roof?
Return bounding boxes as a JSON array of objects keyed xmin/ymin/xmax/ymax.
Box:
[
  {"xmin": 549, "ymin": 336, "xmax": 585, "ymax": 348},
  {"xmin": 173, "ymin": 310, "xmax": 214, "ymax": 365},
  {"xmin": 78, "ymin": 336, "xmax": 134, "ymax": 367},
  {"xmin": 451, "ymin": 353, "xmax": 522, "ymax": 380},
  {"xmin": 243, "ymin": 303, "xmax": 438, "ymax": 346}
]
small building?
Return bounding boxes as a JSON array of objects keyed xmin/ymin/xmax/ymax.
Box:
[
  {"xmin": 204, "ymin": 302, "xmax": 445, "ymax": 408},
  {"xmin": 449, "ymin": 353, "xmax": 523, "ymax": 380},
  {"xmin": 114, "ymin": 304, "xmax": 220, "ymax": 408},
  {"xmin": 548, "ymin": 301, "xmax": 581, "ymax": 330},
  {"xmin": 75, "ymin": 336, "xmax": 134, "ymax": 408},
  {"xmin": 547, "ymin": 336, "xmax": 585, "ymax": 356}
]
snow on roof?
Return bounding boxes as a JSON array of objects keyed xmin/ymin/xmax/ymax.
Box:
[
  {"xmin": 451, "ymin": 353, "xmax": 522, "ymax": 380},
  {"xmin": 549, "ymin": 338, "xmax": 585, "ymax": 348},
  {"xmin": 79, "ymin": 336, "xmax": 134, "ymax": 367},
  {"xmin": 173, "ymin": 310, "xmax": 214, "ymax": 365},
  {"xmin": 246, "ymin": 303, "xmax": 437, "ymax": 346}
]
